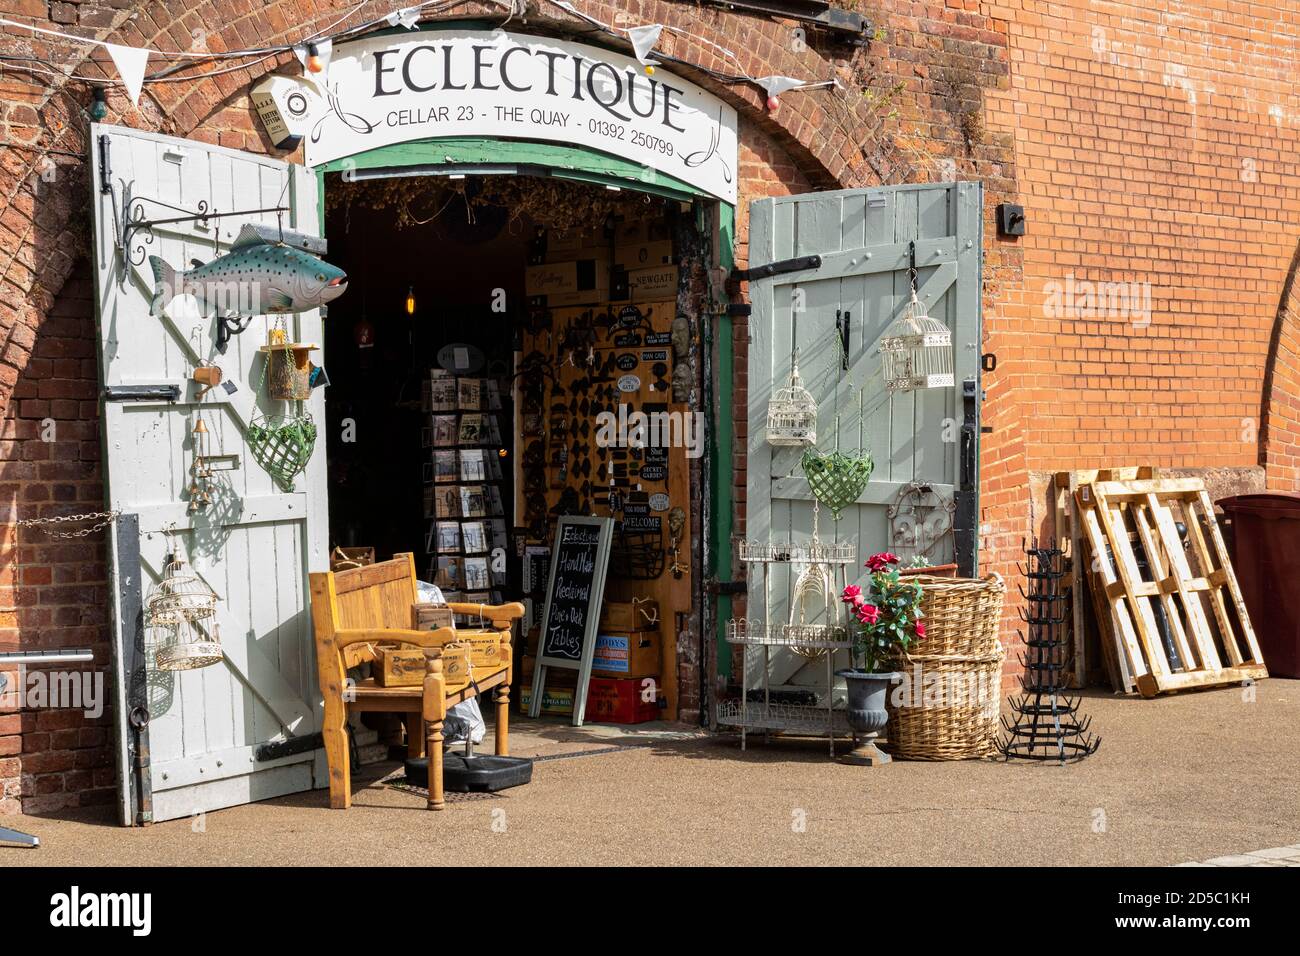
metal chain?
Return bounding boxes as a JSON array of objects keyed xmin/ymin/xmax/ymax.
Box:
[{"xmin": 15, "ymin": 511, "xmax": 120, "ymax": 537}]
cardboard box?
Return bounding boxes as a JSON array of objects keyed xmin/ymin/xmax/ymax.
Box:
[
  {"xmin": 375, "ymin": 648, "xmax": 427, "ymax": 687},
  {"xmin": 613, "ymin": 240, "xmax": 673, "ymax": 271},
  {"xmin": 592, "ymin": 630, "xmax": 660, "ymax": 679},
  {"xmin": 525, "ymin": 256, "xmax": 609, "ymax": 307},
  {"xmin": 612, "ymin": 265, "xmax": 679, "ymax": 302},
  {"xmin": 545, "ymin": 227, "xmax": 604, "ymax": 258},
  {"xmin": 613, "ymin": 218, "xmax": 670, "ymax": 245},
  {"xmin": 518, "ymin": 675, "xmax": 661, "ymax": 724},
  {"xmin": 599, "ymin": 601, "xmax": 660, "ymax": 632}
]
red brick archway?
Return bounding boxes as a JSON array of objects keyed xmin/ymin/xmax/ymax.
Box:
[{"xmin": 0, "ymin": 1, "xmax": 919, "ymax": 417}]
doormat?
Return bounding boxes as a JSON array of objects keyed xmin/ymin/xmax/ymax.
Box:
[{"xmin": 381, "ymin": 744, "xmax": 650, "ymax": 799}]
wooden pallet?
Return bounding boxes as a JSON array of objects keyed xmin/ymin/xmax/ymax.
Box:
[
  {"xmin": 1075, "ymin": 477, "xmax": 1267, "ymax": 697},
  {"xmin": 1053, "ymin": 467, "xmax": 1158, "ymax": 691}
]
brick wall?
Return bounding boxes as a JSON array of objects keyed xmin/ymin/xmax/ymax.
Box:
[
  {"xmin": 0, "ymin": 259, "xmax": 114, "ymax": 814},
  {"xmin": 985, "ymin": 0, "xmax": 1300, "ymax": 485}
]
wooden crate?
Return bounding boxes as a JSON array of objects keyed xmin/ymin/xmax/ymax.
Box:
[
  {"xmin": 411, "ymin": 602, "xmax": 455, "ymax": 631},
  {"xmin": 1075, "ymin": 476, "xmax": 1268, "ymax": 697},
  {"xmin": 374, "ymin": 648, "xmax": 427, "ymax": 687},
  {"xmin": 440, "ymin": 644, "xmax": 473, "ymax": 689}
]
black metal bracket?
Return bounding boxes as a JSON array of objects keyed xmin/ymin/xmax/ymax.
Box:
[
  {"xmin": 690, "ymin": 0, "xmax": 871, "ymax": 40},
  {"xmin": 731, "ymin": 254, "xmax": 822, "ymax": 282},
  {"xmin": 707, "ymin": 579, "xmax": 747, "ymax": 596},
  {"xmin": 955, "ymin": 377, "xmax": 979, "ymax": 577},
  {"xmin": 216, "ymin": 314, "xmax": 254, "ymax": 354},
  {"xmin": 117, "ymin": 183, "xmax": 290, "ymax": 268},
  {"xmin": 255, "ymin": 732, "xmax": 323, "ymax": 763},
  {"xmin": 104, "ymin": 384, "xmax": 181, "ymax": 402}
]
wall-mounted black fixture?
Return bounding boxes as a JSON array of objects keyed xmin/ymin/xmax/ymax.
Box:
[{"xmin": 997, "ymin": 203, "xmax": 1026, "ymax": 237}]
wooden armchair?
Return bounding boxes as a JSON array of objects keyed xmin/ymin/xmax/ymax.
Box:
[{"xmin": 309, "ymin": 552, "xmax": 524, "ymax": 810}]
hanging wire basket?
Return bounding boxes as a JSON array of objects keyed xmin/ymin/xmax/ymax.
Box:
[
  {"xmin": 880, "ymin": 292, "xmax": 954, "ymax": 392},
  {"xmin": 248, "ymin": 411, "xmax": 317, "ymax": 492},
  {"xmin": 767, "ymin": 361, "xmax": 817, "ymax": 446},
  {"xmin": 801, "ymin": 448, "xmax": 874, "ymax": 519}
]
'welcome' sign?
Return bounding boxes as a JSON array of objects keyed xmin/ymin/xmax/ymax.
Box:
[{"xmin": 304, "ymin": 29, "xmax": 738, "ymax": 203}]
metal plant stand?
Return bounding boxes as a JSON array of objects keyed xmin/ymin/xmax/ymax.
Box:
[
  {"xmin": 716, "ymin": 539, "xmax": 856, "ymax": 756},
  {"xmin": 998, "ymin": 540, "xmax": 1101, "ymax": 762}
]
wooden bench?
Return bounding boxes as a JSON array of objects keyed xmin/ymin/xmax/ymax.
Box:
[{"xmin": 310, "ymin": 552, "xmax": 523, "ymax": 810}]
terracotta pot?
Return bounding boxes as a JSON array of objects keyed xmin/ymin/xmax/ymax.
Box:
[{"xmin": 898, "ymin": 563, "xmax": 958, "ymax": 578}]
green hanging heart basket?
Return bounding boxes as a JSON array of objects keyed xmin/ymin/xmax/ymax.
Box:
[
  {"xmin": 247, "ymin": 412, "xmax": 317, "ymax": 492},
  {"xmin": 801, "ymin": 448, "xmax": 874, "ymax": 519}
]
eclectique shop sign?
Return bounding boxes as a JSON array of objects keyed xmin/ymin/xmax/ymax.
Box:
[{"xmin": 303, "ymin": 29, "xmax": 738, "ymax": 203}]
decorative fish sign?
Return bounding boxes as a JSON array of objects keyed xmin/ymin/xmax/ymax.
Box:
[{"xmin": 149, "ymin": 223, "xmax": 347, "ymax": 318}]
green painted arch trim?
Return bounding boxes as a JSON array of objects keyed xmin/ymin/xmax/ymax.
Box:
[{"xmin": 313, "ymin": 136, "xmax": 721, "ymax": 203}]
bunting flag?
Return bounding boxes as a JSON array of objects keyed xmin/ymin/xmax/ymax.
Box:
[
  {"xmin": 386, "ymin": 6, "xmax": 422, "ymax": 29},
  {"xmin": 103, "ymin": 43, "xmax": 149, "ymax": 107},
  {"xmin": 756, "ymin": 75, "xmax": 806, "ymax": 98},
  {"xmin": 626, "ymin": 24, "xmax": 662, "ymax": 65}
]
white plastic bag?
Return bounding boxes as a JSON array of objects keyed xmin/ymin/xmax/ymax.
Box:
[{"xmin": 443, "ymin": 698, "xmax": 486, "ymax": 748}]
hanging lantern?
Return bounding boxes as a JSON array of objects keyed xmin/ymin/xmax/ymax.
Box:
[
  {"xmin": 880, "ymin": 290, "xmax": 954, "ymax": 392},
  {"xmin": 405, "ymin": 285, "xmax": 416, "ymax": 316},
  {"xmin": 146, "ymin": 552, "xmax": 223, "ymax": 671},
  {"xmin": 766, "ymin": 360, "xmax": 817, "ymax": 446}
]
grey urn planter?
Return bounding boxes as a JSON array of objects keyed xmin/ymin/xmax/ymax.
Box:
[{"xmin": 836, "ymin": 669, "xmax": 901, "ymax": 766}]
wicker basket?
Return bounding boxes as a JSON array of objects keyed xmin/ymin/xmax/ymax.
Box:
[{"xmin": 885, "ymin": 572, "xmax": 1006, "ymax": 760}]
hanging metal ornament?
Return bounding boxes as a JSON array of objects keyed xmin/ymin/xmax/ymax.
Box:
[
  {"xmin": 801, "ymin": 446, "xmax": 873, "ymax": 520},
  {"xmin": 880, "ymin": 240, "xmax": 954, "ymax": 393},
  {"xmin": 146, "ymin": 548, "xmax": 223, "ymax": 671},
  {"xmin": 187, "ymin": 416, "xmax": 214, "ymax": 514},
  {"xmin": 766, "ymin": 356, "xmax": 817, "ymax": 446}
]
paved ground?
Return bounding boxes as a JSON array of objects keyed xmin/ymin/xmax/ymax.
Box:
[{"xmin": 2, "ymin": 679, "xmax": 1298, "ymax": 866}]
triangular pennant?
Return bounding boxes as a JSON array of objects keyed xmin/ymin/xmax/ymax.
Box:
[
  {"xmin": 386, "ymin": 6, "xmax": 421, "ymax": 29},
  {"xmin": 104, "ymin": 42, "xmax": 148, "ymax": 107},
  {"xmin": 627, "ymin": 24, "xmax": 663, "ymax": 65},
  {"xmin": 756, "ymin": 75, "xmax": 805, "ymax": 97}
]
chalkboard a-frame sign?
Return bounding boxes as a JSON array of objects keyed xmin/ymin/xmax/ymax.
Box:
[{"xmin": 529, "ymin": 516, "xmax": 615, "ymax": 726}]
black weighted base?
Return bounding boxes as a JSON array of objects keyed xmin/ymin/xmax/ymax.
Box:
[{"xmin": 404, "ymin": 754, "xmax": 533, "ymax": 792}]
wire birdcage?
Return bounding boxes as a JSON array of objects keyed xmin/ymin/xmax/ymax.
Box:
[
  {"xmin": 146, "ymin": 552, "xmax": 223, "ymax": 671},
  {"xmin": 881, "ymin": 291, "xmax": 954, "ymax": 393},
  {"xmin": 766, "ymin": 361, "xmax": 817, "ymax": 446}
]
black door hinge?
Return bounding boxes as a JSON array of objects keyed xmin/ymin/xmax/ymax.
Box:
[{"xmin": 731, "ymin": 255, "xmax": 822, "ymax": 282}]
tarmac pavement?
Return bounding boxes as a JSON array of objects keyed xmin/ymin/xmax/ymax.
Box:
[{"xmin": 2, "ymin": 679, "xmax": 1297, "ymax": 866}]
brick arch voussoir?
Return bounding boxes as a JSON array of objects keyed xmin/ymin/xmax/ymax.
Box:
[{"xmin": 1261, "ymin": 235, "xmax": 1300, "ymax": 492}]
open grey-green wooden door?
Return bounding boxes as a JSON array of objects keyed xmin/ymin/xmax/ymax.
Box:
[
  {"xmin": 746, "ymin": 182, "xmax": 982, "ymax": 689},
  {"xmin": 89, "ymin": 124, "xmax": 329, "ymax": 824}
]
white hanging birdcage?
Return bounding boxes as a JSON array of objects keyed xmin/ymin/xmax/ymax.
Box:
[
  {"xmin": 766, "ymin": 361, "xmax": 818, "ymax": 446},
  {"xmin": 880, "ymin": 292, "xmax": 955, "ymax": 392},
  {"xmin": 146, "ymin": 553, "xmax": 223, "ymax": 671}
]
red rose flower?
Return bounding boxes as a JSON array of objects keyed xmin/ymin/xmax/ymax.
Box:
[
  {"xmin": 915, "ymin": 622, "xmax": 926, "ymax": 639},
  {"xmin": 856, "ymin": 603, "xmax": 880, "ymax": 625},
  {"xmin": 865, "ymin": 551, "xmax": 900, "ymax": 573},
  {"xmin": 841, "ymin": 584, "xmax": 862, "ymax": 604}
]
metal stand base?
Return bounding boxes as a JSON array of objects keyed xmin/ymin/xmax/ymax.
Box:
[
  {"xmin": 839, "ymin": 737, "xmax": 892, "ymax": 767},
  {"xmin": 0, "ymin": 825, "xmax": 39, "ymax": 847}
]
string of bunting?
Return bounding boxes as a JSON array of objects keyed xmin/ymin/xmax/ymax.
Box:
[{"xmin": 0, "ymin": 0, "xmax": 834, "ymax": 113}]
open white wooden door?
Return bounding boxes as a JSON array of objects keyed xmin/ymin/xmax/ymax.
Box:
[
  {"xmin": 746, "ymin": 182, "xmax": 982, "ymax": 691},
  {"xmin": 88, "ymin": 124, "xmax": 330, "ymax": 824}
]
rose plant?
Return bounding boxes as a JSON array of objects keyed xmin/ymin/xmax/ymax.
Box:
[{"xmin": 841, "ymin": 551, "xmax": 925, "ymax": 672}]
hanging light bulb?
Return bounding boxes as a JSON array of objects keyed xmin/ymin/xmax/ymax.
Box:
[
  {"xmin": 89, "ymin": 87, "xmax": 109, "ymax": 121},
  {"xmin": 766, "ymin": 95, "xmax": 781, "ymax": 114},
  {"xmin": 405, "ymin": 285, "xmax": 416, "ymax": 316},
  {"xmin": 305, "ymin": 42, "xmax": 325, "ymax": 73}
]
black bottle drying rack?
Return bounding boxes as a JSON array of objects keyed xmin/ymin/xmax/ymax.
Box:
[{"xmin": 999, "ymin": 539, "xmax": 1101, "ymax": 762}]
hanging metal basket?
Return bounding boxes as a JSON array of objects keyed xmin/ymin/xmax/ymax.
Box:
[
  {"xmin": 766, "ymin": 361, "xmax": 817, "ymax": 446},
  {"xmin": 880, "ymin": 292, "xmax": 954, "ymax": 392},
  {"xmin": 801, "ymin": 448, "xmax": 874, "ymax": 519},
  {"xmin": 248, "ymin": 412, "xmax": 317, "ymax": 492}
]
